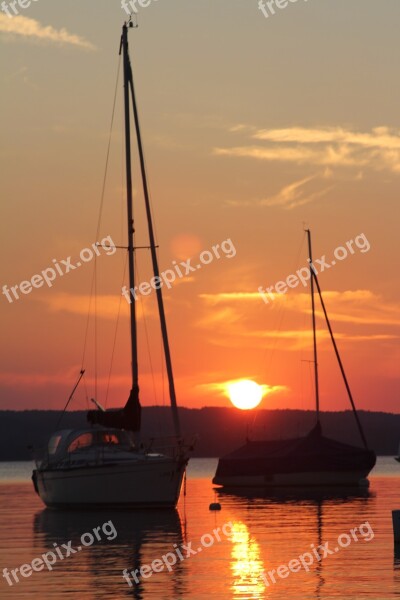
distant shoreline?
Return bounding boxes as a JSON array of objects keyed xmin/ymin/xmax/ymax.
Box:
[{"xmin": 0, "ymin": 407, "xmax": 398, "ymax": 460}]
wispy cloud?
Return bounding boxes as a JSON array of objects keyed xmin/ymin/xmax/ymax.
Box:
[
  {"xmin": 0, "ymin": 15, "xmax": 95, "ymax": 50},
  {"xmin": 259, "ymin": 175, "xmax": 333, "ymax": 210},
  {"xmin": 229, "ymin": 123, "xmax": 256, "ymax": 134},
  {"xmin": 196, "ymin": 289, "xmax": 399, "ymax": 351},
  {"xmin": 247, "ymin": 329, "xmax": 396, "ymax": 343},
  {"xmin": 199, "ymin": 292, "xmax": 262, "ymax": 303},
  {"xmin": 196, "ymin": 306, "xmax": 242, "ymax": 329},
  {"xmin": 201, "ymin": 289, "xmax": 400, "ymax": 327},
  {"xmin": 215, "ymin": 125, "xmax": 400, "ymax": 173},
  {"xmin": 0, "ymin": 367, "xmax": 81, "ymax": 388},
  {"xmin": 38, "ymin": 292, "xmax": 157, "ymax": 321},
  {"xmin": 253, "ymin": 126, "xmax": 400, "ymax": 149},
  {"xmin": 226, "ymin": 174, "xmax": 333, "ymax": 210},
  {"xmin": 197, "ymin": 378, "xmax": 288, "ymax": 397},
  {"xmin": 0, "ymin": 369, "xmax": 132, "ymax": 394}
]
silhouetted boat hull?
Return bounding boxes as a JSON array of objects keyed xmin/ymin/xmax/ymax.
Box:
[{"xmin": 213, "ymin": 425, "xmax": 376, "ymax": 488}]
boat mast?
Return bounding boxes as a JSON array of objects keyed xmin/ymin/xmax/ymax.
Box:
[
  {"xmin": 121, "ymin": 22, "xmax": 181, "ymax": 438},
  {"xmin": 305, "ymin": 228, "xmax": 369, "ymax": 450},
  {"xmin": 312, "ymin": 271, "xmax": 369, "ymax": 450},
  {"xmin": 306, "ymin": 229, "xmax": 320, "ymax": 426},
  {"xmin": 121, "ymin": 23, "xmax": 139, "ymax": 405}
]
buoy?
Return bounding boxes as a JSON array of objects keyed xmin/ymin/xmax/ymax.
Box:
[
  {"xmin": 209, "ymin": 502, "xmax": 221, "ymax": 511},
  {"xmin": 392, "ymin": 510, "xmax": 400, "ymax": 543}
]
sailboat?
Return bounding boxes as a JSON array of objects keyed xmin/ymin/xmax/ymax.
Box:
[
  {"xmin": 213, "ymin": 230, "xmax": 376, "ymax": 488},
  {"xmin": 32, "ymin": 21, "xmax": 192, "ymax": 508}
]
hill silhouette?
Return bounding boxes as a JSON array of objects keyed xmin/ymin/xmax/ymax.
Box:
[{"xmin": 0, "ymin": 408, "xmax": 398, "ymax": 460}]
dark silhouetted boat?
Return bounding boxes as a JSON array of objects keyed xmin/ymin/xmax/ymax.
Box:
[{"xmin": 213, "ymin": 230, "xmax": 376, "ymax": 489}]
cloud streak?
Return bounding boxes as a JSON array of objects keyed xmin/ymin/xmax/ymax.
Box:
[
  {"xmin": 38, "ymin": 293, "xmax": 155, "ymax": 321},
  {"xmin": 197, "ymin": 289, "xmax": 399, "ymax": 351},
  {"xmin": 259, "ymin": 175, "xmax": 333, "ymax": 210},
  {"xmin": 215, "ymin": 125, "xmax": 400, "ymax": 173},
  {"xmin": 0, "ymin": 15, "xmax": 95, "ymax": 50},
  {"xmin": 201, "ymin": 289, "xmax": 400, "ymax": 327},
  {"xmin": 197, "ymin": 379, "xmax": 288, "ymax": 397}
]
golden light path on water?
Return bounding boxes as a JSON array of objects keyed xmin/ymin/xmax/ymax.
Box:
[{"xmin": 230, "ymin": 521, "xmax": 266, "ymax": 597}]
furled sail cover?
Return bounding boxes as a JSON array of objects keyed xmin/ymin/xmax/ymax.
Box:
[
  {"xmin": 214, "ymin": 424, "xmax": 376, "ymax": 480},
  {"xmin": 87, "ymin": 387, "xmax": 141, "ymax": 432}
]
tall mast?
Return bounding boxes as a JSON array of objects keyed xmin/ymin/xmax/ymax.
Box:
[
  {"xmin": 121, "ymin": 23, "xmax": 139, "ymax": 401},
  {"xmin": 312, "ymin": 266, "xmax": 369, "ymax": 450},
  {"xmin": 306, "ymin": 229, "xmax": 320, "ymax": 425},
  {"xmin": 122, "ymin": 23, "xmax": 181, "ymax": 437}
]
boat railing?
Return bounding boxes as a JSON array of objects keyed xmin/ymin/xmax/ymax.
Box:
[
  {"xmin": 141, "ymin": 436, "xmax": 197, "ymax": 459},
  {"xmin": 31, "ymin": 446, "xmax": 50, "ymax": 469},
  {"xmin": 32, "ymin": 435, "xmax": 196, "ymax": 469}
]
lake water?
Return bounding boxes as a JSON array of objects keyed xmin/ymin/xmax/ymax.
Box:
[{"xmin": 0, "ymin": 458, "xmax": 399, "ymax": 599}]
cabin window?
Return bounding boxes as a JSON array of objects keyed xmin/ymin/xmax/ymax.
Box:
[
  {"xmin": 100, "ymin": 433, "xmax": 120, "ymax": 445},
  {"xmin": 68, "ymin": 433, "xmax": 93, "ymax": 453}
]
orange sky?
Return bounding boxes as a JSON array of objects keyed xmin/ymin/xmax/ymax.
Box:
[{"xmin": 0, "ymin": 1, "xmax": 399, "ymax": 412}]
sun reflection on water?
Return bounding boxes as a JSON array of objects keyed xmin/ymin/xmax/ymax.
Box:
[{"xmin": 229, "ymin": 521, "xmax": 267, "ymax": 598}]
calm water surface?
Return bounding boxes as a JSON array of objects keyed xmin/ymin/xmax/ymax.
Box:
[{"xmin": 0, "ymin": 458, "xmax": 399, "ymax": 599}]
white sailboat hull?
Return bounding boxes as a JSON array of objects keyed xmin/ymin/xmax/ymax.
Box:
[{"xmin": 34, "ymin": 456, "xmax": 187, "ymax": 509}]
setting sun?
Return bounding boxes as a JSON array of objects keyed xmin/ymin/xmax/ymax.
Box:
[{"xmin": 227, "ymin": 380, "xmax": 263, "ymax": 411}]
